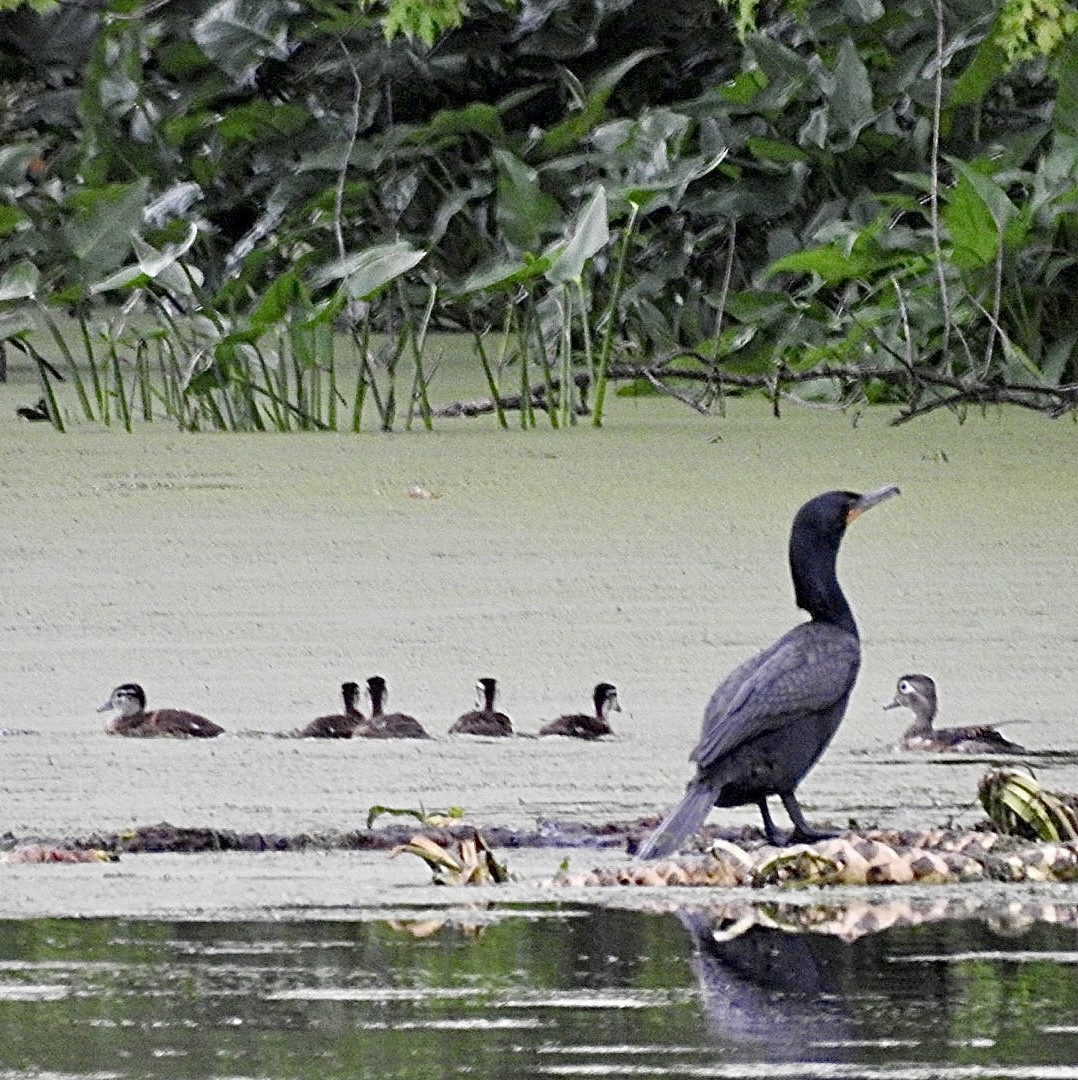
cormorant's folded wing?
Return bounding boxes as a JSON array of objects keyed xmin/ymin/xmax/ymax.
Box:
[{"xmin": 690, "ymin": 622, "xmax": 860, "ymax": 769}]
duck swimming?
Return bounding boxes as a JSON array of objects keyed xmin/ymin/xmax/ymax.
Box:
[
  {"xmin": 361, "ymin": 676, "xmax": 431, "ymax": 739},
  {"xmin": 885, "ymin": 673, "xmax": 1025, "ymax": 754},
  {"xmin": 539, "ymin": 682, "xmax": 621, "ymax": 739},
  {"xmin": 449, "ymin": 677, "xmax": 513, "ymax": 736},
  {"xmin": 296, "ymin": 681, "xmax": 365, "ymax": 738},
  {"xmin": 99, "ymin": 683, "xmax": 224, "ymax": 738}
]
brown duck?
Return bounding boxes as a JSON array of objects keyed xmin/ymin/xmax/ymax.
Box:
[
  {"xmin": 360, "ymin": 676, "xmax": 431, "ymax": 739},
  {"xmin": 449, "ymin": 677, "xmax": 513, "ymax": 736},
  {"xmin": 539, "ymin": 682, "xmax": 621, "ymax": 739},
  {"xmin": 885, "ymin": 673, "xmax": 1025, "ymax": 754},
  {"xmin": 296, "ymin": 681, "xmax": 365, "ymax": 738},
  {"xmin": 99, "ymin": 683, "xmax": 224, "ymax": 738}
]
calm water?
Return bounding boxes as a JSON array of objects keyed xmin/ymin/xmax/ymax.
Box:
[{"xmin": 1, "ymin": 904, "xmax": 1078, "ymax": 1079}]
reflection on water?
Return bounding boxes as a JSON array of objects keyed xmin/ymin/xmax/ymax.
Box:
[{"xmin": 1, "ymin": 903, "xmax": 1078, "ymax": 1078}]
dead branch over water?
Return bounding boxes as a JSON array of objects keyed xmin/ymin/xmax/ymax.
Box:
[{"xmin": 431, "ymin": 354, "xmax": 1078, "ymax": 424}]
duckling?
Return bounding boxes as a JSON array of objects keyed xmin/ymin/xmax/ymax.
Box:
[
  {"xmin": 296, "ymin": 681, "xmax": 365, "ymax": 738},
  {"xmin": 361, "ymin": 676, "xmax": 431, "ymax": 739},
  {"xmin": 539, "ymin": 682, "xmax": 621, "ymax": 739},
  {"xmin": 884, "ymin": 673, "xmax": 1025, "ymax": 754},
  {"xmin": 448, "ymin": 677, "xmax": 513, "ymax": 736},
  {"xmin": 98, "ymin": 683, "xmax": 224, "ymax": 738}
]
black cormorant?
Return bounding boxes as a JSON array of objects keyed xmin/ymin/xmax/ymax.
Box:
[
  {"xmin": 637, "ymin": 485, "xmax": 900, "ymax": 856},
  {"xmin": 539, "ymin": 682, "xmax": 621, "ymax": 739},
  {"xmin": 449, "ymin": 677, "xmax": 514, "ymax": 736},
  {"xmin": 885, "ymin": 673, "xmax": 1025, "ymax": 754}
]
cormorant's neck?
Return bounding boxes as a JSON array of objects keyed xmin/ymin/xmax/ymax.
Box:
[{"xmin": 791, "ymin": 546, "xmax": 857, "ymax": 638}]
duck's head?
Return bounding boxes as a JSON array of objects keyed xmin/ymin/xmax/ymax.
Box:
[
  {"xmin": 594, "ymin": 682, "xmax": 621, "ymax": 718},
  {"xmin": 98, "ymin": 683, "xmax": 146, "ymax": 718},
  {"xmin": 366, "ymin": 676, "xmax": 387, "ymax": 713},
  {"xmin": 884, "ymin": 674, "xmax": 938, "ymax": 722},
  {"xmin": 341, "ymin": 681, "xmax": 361, "ymax": 710},
  {"xmin": 476, "ymin": 677, "xmax": 498, "ymax": 709}
]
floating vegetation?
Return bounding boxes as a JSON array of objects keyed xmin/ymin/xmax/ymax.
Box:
[
  {"xmin": 391, "ymin": 831, "xmax": 510, "ymax": 886},
  {"xmin": 2, "ymin": 845, "xmax": 117, "ymax": 864},
  {"xmin": 551, "ymin": 829, "xmax": 1078, "ymax": 888},
  {"xmin": 366, "ymin": 804, "xmax": 464, "ymax": 830},
  {"xmin": 979, "ymin": 767, "xmax": 1078, "ymax": 842}
]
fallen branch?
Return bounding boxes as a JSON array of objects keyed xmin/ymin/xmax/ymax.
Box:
[{"xmin": 429, "ymin": 355, "xmax": 1078, "ymax": 424}]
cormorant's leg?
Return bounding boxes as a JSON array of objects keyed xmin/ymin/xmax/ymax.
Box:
[
  {"xmin": 781, "ymin": 793, "xmax": 837, "ymax": 843},
  {"xmin": 757, "ymin": 799, "xmax": 784, "ymax": 845}
]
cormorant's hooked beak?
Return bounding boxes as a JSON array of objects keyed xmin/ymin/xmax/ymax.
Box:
[{"xmin": 846, "ymin": 483, "xmax": 900, "ymax": 523}]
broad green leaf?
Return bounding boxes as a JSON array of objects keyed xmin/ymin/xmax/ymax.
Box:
[
  {"xmin": 546, "ymin": 187, "xmax": 609, "ymax": 284},
  {"xmin": 766, "ymin": 244, "xmax": 875, "ymax": 283},
  {"xmin": 192, "ymin": 0, "xmax": 290, "ymax": 85},
  {"xmin": 421, "ymin": 103, "xmax": 505, "ymax": 143},
  {"xmin": 251, "ymin": 270, "xmax": 306, "ymax": 328},
  {"xmin": 951, "ymin": 16, "xmax": 1010, "ymax": 107},
  {"xmin": 0, "ymin": 260, "xmax": 39, "ymax": 301},
  {"xmin": 830, "ymin": 38, "xmax": 874, "ymax": 143},
  {"xmin": 89, "ymin": 264, "xmax": 148, "ymax": 294},
  {"xmin": 942, "ymin": 160, "xmax": 1024, "ymax": 268},
  {"xmin": 451, "ymin": 253, "xmax": 553, "ymax": 296},
  {"xmin": 495, "ymin": 150, "xmax": 562, "ymax": 249},
  {"xmin": 64, "ymin": 178, "xmax": 149, "ymax": 275},
  {"xmin": 537, "ymin": 48, "xmax": 662, "ymax": 158},
  {"xmin": 747, "ymin": 137, "xmax": 809, "ymax": 164},
  {"xmin": 310, "ymin": 240, "xmax": 426, "ymax": 300}
]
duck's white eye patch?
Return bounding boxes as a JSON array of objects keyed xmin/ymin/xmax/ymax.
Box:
[{"xmin": 899, "ymin": 680, "xmax": 913, "ymax": 693}]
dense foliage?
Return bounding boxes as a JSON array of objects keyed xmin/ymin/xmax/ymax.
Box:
[{"xmin": 1, "ymin": 0, "xmax": 1075, "ymax": 428}]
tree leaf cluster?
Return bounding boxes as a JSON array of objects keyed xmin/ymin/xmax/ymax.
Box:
[{"xmin": 1, "ymin": 0, "xmax": 1076, "ymax": 427}]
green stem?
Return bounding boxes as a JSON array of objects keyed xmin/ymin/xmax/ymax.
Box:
[{"xmin": 592, "ymin": 200, "xmax": 639, "ymax": 428}]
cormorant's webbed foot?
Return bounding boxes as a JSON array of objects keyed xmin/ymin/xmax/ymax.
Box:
[{"xmin": 780, "ymin": 793, "xmax": 837, "ymax": 845}]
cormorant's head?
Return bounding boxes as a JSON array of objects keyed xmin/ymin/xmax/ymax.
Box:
[
  {"xmin": 790, "ymin": 485, "xmax": 900, "ymax": 625},
  {"xmin": 792, "ymin": 485, "xmax": 901, "ymax": 547}
]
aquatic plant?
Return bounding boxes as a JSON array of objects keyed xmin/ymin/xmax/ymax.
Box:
[
  {"xmin": 978, "ymin": 767, "xmax": 1078, "ymax": 842},
  {"xmin": 390, "ymin": 830, "xmax": 510, "ymax": 886}
]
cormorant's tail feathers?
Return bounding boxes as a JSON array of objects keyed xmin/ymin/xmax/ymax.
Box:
[{"xmin": 636, "ymin": 780, "xmax": 715, "ymax": 860}]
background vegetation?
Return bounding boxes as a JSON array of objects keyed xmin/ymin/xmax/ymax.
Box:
[{"xmin": 1, "ymin": 0, "xmax": 1075, "ymax": 429}]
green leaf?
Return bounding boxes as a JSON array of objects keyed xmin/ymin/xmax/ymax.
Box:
[
  {"xmin": 942, "ymin": 160, "xmax": 1023, "ymax": 268},
  {"xmin": 536, "ymin": 48, "xmax": 662, "ymax": 158},
  {"xmin": 310, "ymin": 240, "xmax": 427, "ymax": 299},
  {"xmin": 0, "ymin": 260, "xmax": 39, "ymax": 301},
  {"xmin": 830, "ymin": 37, "xmax": 874, "ymax": 143},
  {"xmin": 494, "ymin": 149, "xmax": 563, "ymax": 250},
  {"xmin": 766, "ymin": 244, "xmax": 875, "ymax": 283},
  {"xmin": 250, "ymin": 270, "xmax": 306, "ymax": 328},
  {"xmin": 421, "ymin": 103, "xmax": 506, "ymax": 143},
  {"xmin": 546, "ymin": 187, "xmax": 609, "ymax": 284},
  {"xmin": 64, "ymin": 179, "xmax": 149, "ymax": 276},
  {"xmin": 451, "ymin": 253, "xmax": 553, "ymax": 296},
  {"xmin": 951, "ymin": 16, "xmax": 1010, "ymax": 107},
  {"xmin": 192, "ymin": 0, "xmax": 290, "ymax": 85}
]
